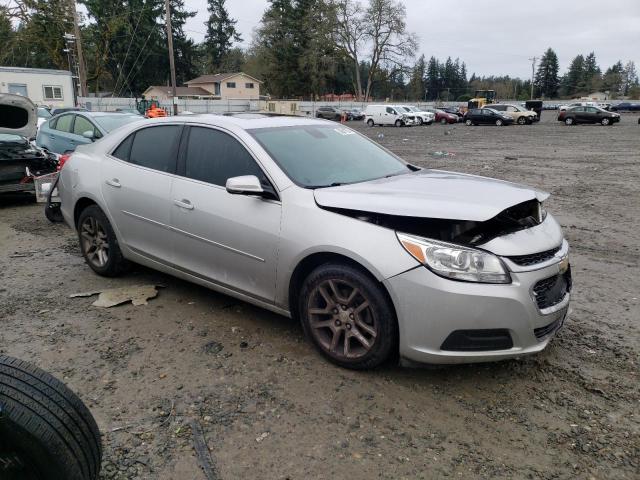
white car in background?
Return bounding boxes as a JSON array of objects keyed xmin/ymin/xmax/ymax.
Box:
[
  {"xmin": 364, "ymin": 105, "xmax": 415, "ymax": 127},
  {"xmin": 397, "ymin": 105, "xmax": 435, "ymax": 125}
]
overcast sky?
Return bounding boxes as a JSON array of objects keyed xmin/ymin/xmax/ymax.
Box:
[{"xmin": 184, "ymin": 0, "xmax": 640, "ymax": 78}]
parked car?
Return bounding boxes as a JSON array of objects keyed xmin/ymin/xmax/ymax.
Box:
[
  {"xmin": 424, "ymin": 108, "xmax": 458, "ymax": 125},
  {"xmin": 557, "ymin": 106, "xmax": 621, "ymax": 125},
  {"xmin": 37, "ymin": 106, "xmax": 53, "ymax": 130},
  {"xmin": 50, "ymin": 106, "xmax": 88, "ymax": 116},
  {"xmin": 558, "ymin": 101, "xmax": 597, "ymax": 112},
  {"xmin": 464, "ymin": 108, "xmax": 514, "ymax": 126},
  {"xmin": 440, "ymin": 106, "xmax": 464, "ymax": 121},
  {"xmin": 346, "ymin": 108, "xmax": 365, "ymax": 121},
  {"xmin": 489, "ymin": 104, "xmax": 537, "ymax": 124},
  {"xmin": 58, "ymin": 114, "xmax": 570, "ymax": 369},
  {"xmin": 610, "ymin": 102, "xmax": 640, "ymax": 112},
  {"xmin": 0, "ymin": 94, "xmax": 58, "ymax": 196},
  {"xmin": 315, "ymin": 106, "xmax": 342, "ymax": 121},
  {"xmin": 115, "ymin": 108, "xmax": 144, "ymax": 116},
  {"xmin": 396, "ymin": 105, "xmax": 434, "ymax": 125},
  {"xmin": 36, "ymin": 111, "xmax": 144, "ymax": 154},
  {"xmin": 364, "ymin": 105, "xmax": 414, "ymax": 126}
]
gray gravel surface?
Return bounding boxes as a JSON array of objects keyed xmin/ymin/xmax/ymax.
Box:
[{"xmin": 0, "ymin": 113, "xmax": 638, "ymax": 479}]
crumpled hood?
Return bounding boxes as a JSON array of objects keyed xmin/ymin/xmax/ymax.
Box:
[
  {"xmin": 0, "ymin": 93, "xmax": 37, "ymax": 139},
  {"xmin": 314, "ymin": 169, "xmax": 549, "ymax": 222}
]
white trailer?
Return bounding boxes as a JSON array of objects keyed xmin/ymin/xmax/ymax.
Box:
[{"xmin": 0, "ymin": 66, "xmax": 75, "ymax": 108}]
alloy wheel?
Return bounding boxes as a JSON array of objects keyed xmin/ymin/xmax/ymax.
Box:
[
  {"xmin": 80, "ymin": 216, "xmax": 109, "ymax": 268},
  {"xmin": 307, "ymin": 279, "xmax": 378, "ymax": 360}
]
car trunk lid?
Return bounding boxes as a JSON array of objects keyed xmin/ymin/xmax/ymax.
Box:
[{"xmin": 0, "ymin": 93, "xmax": 38, "ymax": 139}]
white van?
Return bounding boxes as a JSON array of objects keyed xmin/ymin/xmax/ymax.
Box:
[{"xmin": 364, "ymin": 105, "xmax": 413, "ymax": 127}]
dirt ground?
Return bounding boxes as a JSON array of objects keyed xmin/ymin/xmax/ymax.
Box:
[{"xmin": 1, "ymin": 112, "xmax": 638, "ymax": 479}]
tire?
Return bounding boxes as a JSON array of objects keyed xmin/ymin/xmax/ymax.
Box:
[
  {"xmin": 440, "ymin": 118, "xmax": 447, "ymax": 125},
  {"xmin": 517, "ymin": 116, "xmax": 527, "ymax": 125},
  {"xmin": 495, "ymin": 119, "xmax": 503, "ymax": 126},
  {"xmin": 601, "ymin": 117, "xmax": 610, "ymax": 126},
  {"xmin": 77, "ymin": 204, "xmax": 129, "ymax": 277},
  {"xmin": 367, "ymin": 119, "xmax": 374, "ymax": 127},
  {"xmin": 565, "ymin": 117, "xmax": 574, "ymax": 125},
  {"xmin": 394, "ymin": 119, "xmax": 402, "ymax": 127},
  {"xmin": 299, "ymin": 263, "xmax": 398, "ymax": 370},
  {"xmin": 417, "ymin": 117, "xmax": 423, "ymax": 125},
  {"xmin": 465, "ymin": 119, "xmax": 472, "ymax": 126},
  {"xmin": 0, "ymin": 356, "xmax": 102, "ymax": 480}
]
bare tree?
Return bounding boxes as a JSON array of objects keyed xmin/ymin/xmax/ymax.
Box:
[{"xmin": 333, "ymin": 0, "xmax": 417, "ymax": 101}]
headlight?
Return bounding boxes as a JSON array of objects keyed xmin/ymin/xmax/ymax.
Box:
[{"xmin": 396, "ymin": 233, "xmax": 511, "ymax": 284}]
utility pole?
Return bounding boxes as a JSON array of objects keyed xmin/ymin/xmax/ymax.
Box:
[
  {"xmin": 69, "ymin": 0, "xmax": 87, "ymax": 99},
  {"xmin": 165, "ymin": 0, "xmax": 178, "ymax": 116},
  {"xmin": 529, "ymin": 56, "xmax": 537, "ymax": 100}
]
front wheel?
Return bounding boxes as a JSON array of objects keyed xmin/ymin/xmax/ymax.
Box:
[
  {"xmin": 440, "ymin": 118, "xmax": 447, "ymax": 125},
  {"xmin": 77, "ymin": 205, "xmax": 129, "ymax": 277},
  {"xmin": 495, "ymin": 119, "xmax": 504, "ymax": 126},
  {"xmin": 565, "ymin": 117, "xmax": 574, "ymax": 125},
  {"xmin": 299, "ymin": 263, "xmax": 397, "ymax": 370},
  {"xmin": 465, "ymin": 119, "xmax": 473, "ymax": 126},
  {"xmin": 366, "ymin": 119, "xmax": 374, "ymax": 127},
  {"xmin": 601, "ymin": 117, "xmax": 610, "ymax": 126},
  {"xmin": 517, "ymin": 116, "xmax": 527, "ymax": 125},
  {"xmin": 394, "ymin": 119, "xmax": 403, "ymax": 127}
]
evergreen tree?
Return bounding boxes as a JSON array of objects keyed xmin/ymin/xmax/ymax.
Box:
[
  {"xmin": 582, "ymin": 51, "xmax": 601, "ymax": 92},
  {"xmin": 561, "ymin": 54, "xmax": 585, "ymax": 97},
  {"xmin": 533, "ymin": 47, "xmax": 560, "ymax": 98},
  {"xmin": 407, "ymin": 54, "xmax": 426, "ymax": 100},
  {"xmin": 622, "ymin": 61, "xmax": 639, "ymax": 96},
  {"xmin": 602, "ymin": 61, "xmax": 624, "ymax": 96},
  {"xmin": 425, "ymin": 56, "xmax": 440, "ymax": 100},
  {"xmin": 204, "ymin": 0, "xmax": 241, "ymax": 71}
]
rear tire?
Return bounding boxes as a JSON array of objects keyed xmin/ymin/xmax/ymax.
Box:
[
  {"xmin": 417, "ymin": 117, "xmax": 423, "ymax": 125},
  {"xmin": 77, "ymin": 205, "xmax": 129, "ymax": 277},
  {"xmin": 0, "ymin": 356, "xmax": 102, "ymax": 480},
  {"xmin": 440, "ymin": 118, "xmax": 447, "ymax": 125},
  {"xmin": 299, "ymin": 263, "xmax": 397, "ymax": 370}
]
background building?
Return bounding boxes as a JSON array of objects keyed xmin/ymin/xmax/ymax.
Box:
[
  {"xmin": 0, "ymin": 67, "xmax": 74, "ymax": 107},
  {"xmin": 184, "ymin": 73, "xmax": 262, "ymax": 99}
]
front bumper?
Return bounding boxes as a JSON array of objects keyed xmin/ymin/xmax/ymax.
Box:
[{"xmin": 385, "ymin": 242, "xmax": 570, "ymax": 364}]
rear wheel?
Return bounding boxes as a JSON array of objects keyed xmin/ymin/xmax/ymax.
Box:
[
  {"xmin": 77, "ymin": 205, "xmax": 129, "ymax": 277},
  {"xmin": 495, "ymin": 119, "xmax": 504, "ymax": 126},
  {"xmin": 366, "ymin": 119, "xmax": 374, "ymax": 127},
  {"xmin": 417, "ymin": 117, "xmax": 423, "ymax": 125},
  {"xmin": 440, "ymin": 117, "xmax": 447, "ymax": 125},
  {"xmin": 299, "ymin": 263, "xmax": 397, "ymax": 370},
  {"xmin": 565, "ymin": 117, "xmax": 574, "ymax": 125},
  {"xmin": 601, "ymin": 117, "xmax": 610, "ymax": 126},
  {"xmin": 0, "ymin": 356, "xmax": 102, "ymax": 480}
]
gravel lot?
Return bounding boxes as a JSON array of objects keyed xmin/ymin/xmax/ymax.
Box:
[{"xmin": 1, "ymin": 112, "xmax": 638, "ymax": 479}]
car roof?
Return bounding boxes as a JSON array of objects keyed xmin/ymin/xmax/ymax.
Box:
[{"xmin": 136, "ymin": 113, "xmax": 331, "ymax": 130}]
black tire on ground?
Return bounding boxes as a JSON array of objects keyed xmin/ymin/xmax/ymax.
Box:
[
  {"xmin": 495, "ymin": 119, "xmax": 504, "ymax": 126},
  {"xmin": 77, "ymin": 204, "xmax": 129, "ymax": 277},
  {"xmin": 440, "ymin": 118, "xmax": 447, "ymax": 125},
  {"xmin": 465, "ymin": 119, "xmax": 472, "ymax": 126},
  {"xmin": 367, "ymin": 119, "xmax": 374, "ymax": 127},
  {"xmin": 394, "ymin": 119, "xmax": 403, "ymax": 127},
  {"xmin": 601, "ymin": 117, "xmax": 610, "ymax": 126},
  {"xmin": 299, "ymin": 263, "xmax": 398, "ymax": 370},
  {"xmin": 517, "ymin": 116, "xmax": 527, "ymax": 125},
  {"xmin": 565, "ymin": 117, "xmax": 574, "ymax": 125},
  {"xmin": 0, "ymin": 356, "xmax": 102, "ymax": 480}
]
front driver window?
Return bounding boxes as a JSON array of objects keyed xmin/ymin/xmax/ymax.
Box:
[{"xmin": 184, "ymin": 127, "xmax": 265, "ymax": 187}]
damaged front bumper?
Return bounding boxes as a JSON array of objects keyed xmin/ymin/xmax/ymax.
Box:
[{"xmin": 385, "ymin": 239, "xmax": 571, "ymax": 365}]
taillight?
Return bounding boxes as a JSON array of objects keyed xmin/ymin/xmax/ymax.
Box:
[{"xmin": 57, "ymin": 153, "xmax": 71, "ymax": 171}]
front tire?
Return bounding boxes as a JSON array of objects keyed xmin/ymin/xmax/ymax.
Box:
[
  {"xmin": 601, "ymin": 117, "xmax": 610, "ymax": 126},
  {"xmin": 366, "ymin": 119, "xmax": 374, "ymax": 127},
  {"xmin": 440, "ymin": 118, "xmax": 447, "ymax": 125},
  {"xmin": 565, "ymin": 117, "xmax": 574, "ymax": 125},
  {"xmin": 395, "ymin": 119, "xmax": 403, "ymax": 127},
  {"xmin": 465, "ymin": 119, "xmax": 472, "ymax": 126},
  {"xmin": 517, "ymin": 116, "xmax": 527, "ymax": 125},
  {"xmin": 0, "ymin": 356, "xmax": 102, "ymax": 480},
  {"xmin": 495, "ymin": 119, "xmax": 504, "ymax": 126},
  {"xmin": 77, "ymin": 205, "xmax": 129, "ymax": 277},
  {"xmin": 299, "ymin": 263, "xmax": 397, "ymax": 370}
]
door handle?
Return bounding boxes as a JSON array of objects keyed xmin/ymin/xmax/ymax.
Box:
[
  {"xmin": 105, "ymin": 179, "xmax": 121, "ymax": 188},
  {"xmin": 173, "ymin": 199, "xmax": 194, "ymax": 210}
]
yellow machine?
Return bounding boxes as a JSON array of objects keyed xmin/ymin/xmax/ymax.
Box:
[{"xmin": 468, "ymin": 90, "xmax": 496, "ymax": 109}]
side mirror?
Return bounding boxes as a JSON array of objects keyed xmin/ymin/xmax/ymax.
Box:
[
  {"xmin": 226, "ymin": 175, "xmax": 264, "ymax": 196},
  {"xmin": 82, "ymin": 130, "xmax": 95, "ymax": 140}
]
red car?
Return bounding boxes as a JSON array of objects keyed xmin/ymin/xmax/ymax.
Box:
[{"xmin": 427, "ymin": 108, "xmax": 458, "ymax": 124}]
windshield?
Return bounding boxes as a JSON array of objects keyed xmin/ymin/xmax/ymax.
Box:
[
  {"xmin": 398, "ymin": 106, "xmax": 412, "ymax": 112},
  {"xmin": 93, "ymin": 114, "xmax": 142, "ymax": 132},
  {"xmin": 249, "ymin": 125, "xmax": 409, "ymax": 188},
  {"xmin": 37, "ymin": 108, "xmax": 52, "ymax": 118}
]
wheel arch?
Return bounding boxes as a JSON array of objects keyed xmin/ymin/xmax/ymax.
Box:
[
  {"xmin": 73, "ymin": 196, "xmax": 99, "ymax": 228},
  {"xmin": 287, "ymin": 251, "xmax": 396, "ymax": 323}
]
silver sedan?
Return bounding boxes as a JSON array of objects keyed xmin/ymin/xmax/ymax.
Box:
[{"xmin": 58, "ymin": 114, "xmax": 571, "ymax": 369}]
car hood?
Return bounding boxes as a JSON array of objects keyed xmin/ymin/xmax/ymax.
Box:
[
  {"xmin": 314, "ymin": 169, "xmax": 549, "ymax": 222},
  {"xmin": 0, "ymin": 93, "xmax": 37, "ymax": 139}
]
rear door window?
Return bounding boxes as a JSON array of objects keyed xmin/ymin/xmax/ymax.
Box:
[
  {"xmin": 54, "ymin": 114, "xmax": 73, "ymax": 132},
  {"xmin": 73, "ymin": 116, "xmax": 96, "ymax": 136},
  {"xmin": 183, "ymin": 127, "xmax": 265, "ymax": 187},
  {"xmin": 128, "ymin": 125, "xmax": 181, "ymax": 173}
]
